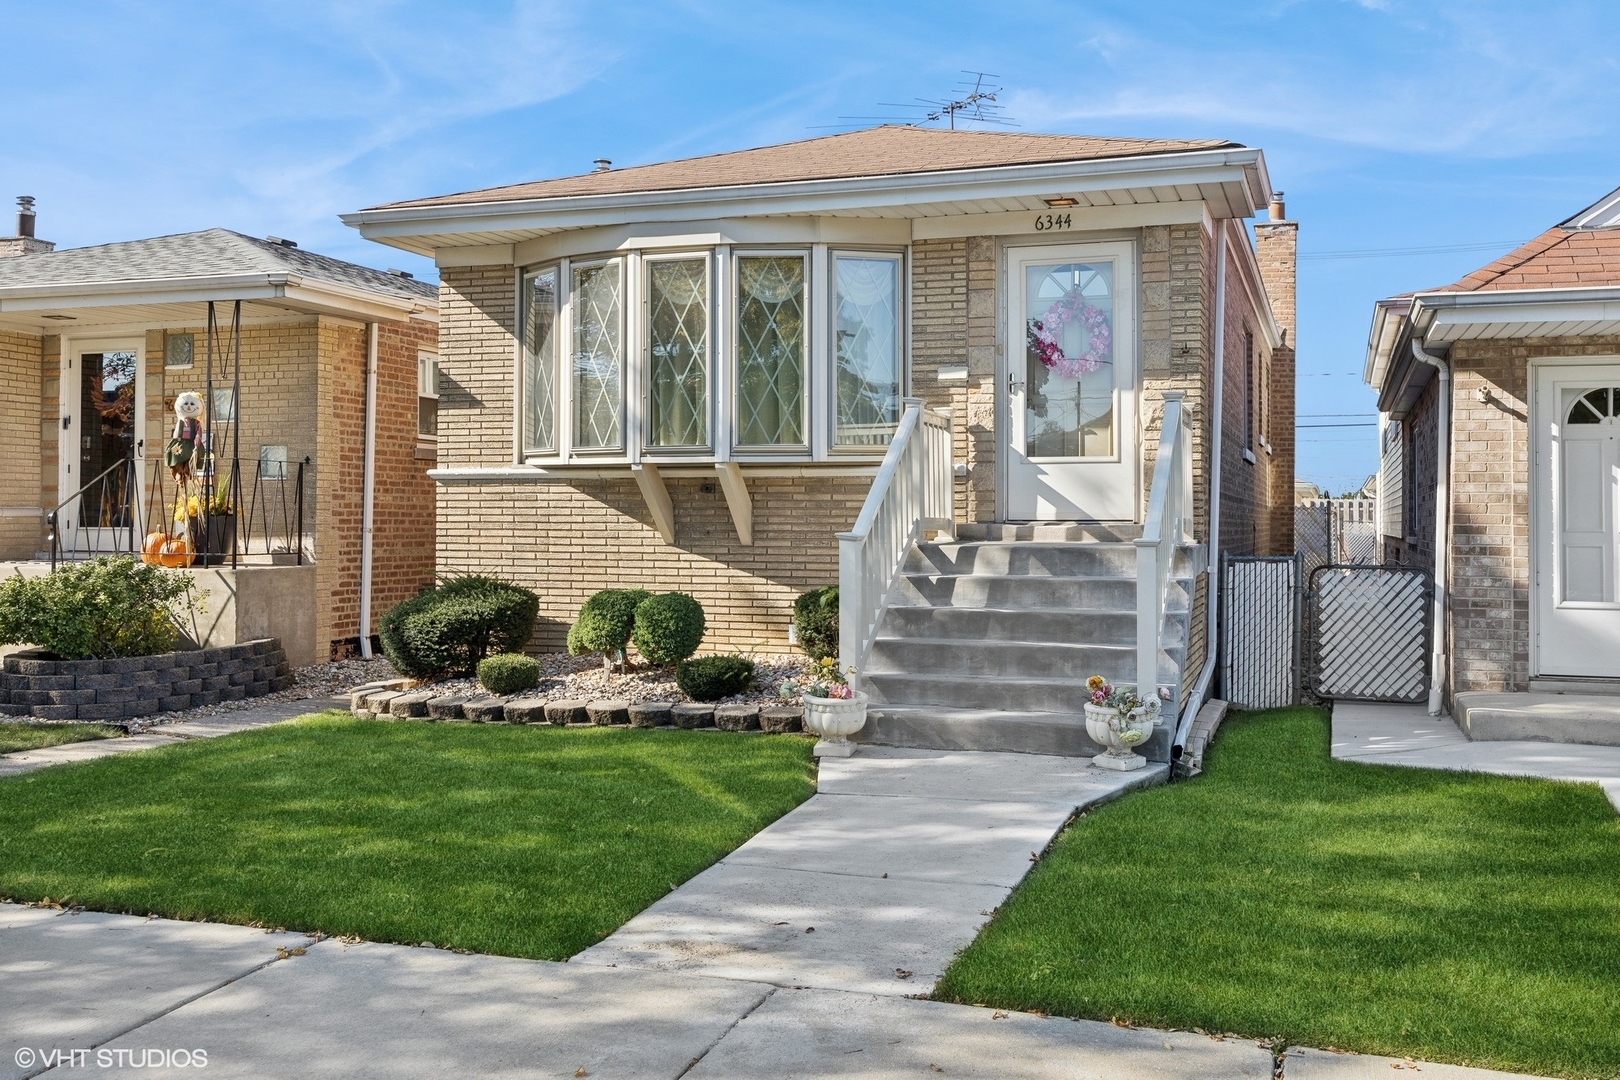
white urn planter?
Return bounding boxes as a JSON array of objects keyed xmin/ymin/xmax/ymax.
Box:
[
  {"xmin": 803, "ymin": 691, "xmax": 869, "ymax": 758},
  {"xmin": 1084, "ymin": 701, "xmax": 1159, "ymax": 771}
]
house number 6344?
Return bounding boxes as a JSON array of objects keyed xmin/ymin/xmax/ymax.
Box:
[{"xmin": 1033, "ymin": 212, "xmax": 1072, "ymax": 231}]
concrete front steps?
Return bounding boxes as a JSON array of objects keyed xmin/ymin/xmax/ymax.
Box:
[
  {"xmin": 857, "ymin": 526, "xmax": 1202, "ymax": 760},
  {"xmin": 1455, "ymin": 691, "xmax": 1620, "ymax": 747}
]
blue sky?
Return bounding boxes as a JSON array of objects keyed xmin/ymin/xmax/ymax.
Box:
[{"xmin": 5, "ymin": 0, "xmax": 1618, "ymax": 493}]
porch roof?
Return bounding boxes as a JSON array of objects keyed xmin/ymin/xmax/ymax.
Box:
[
  {"xmin": 342, "ymin": 126, "xmax": 1272, "ymax": 258},
  {"xmin": 1363, "ymin": 185, "xmax": 1620, "ymax": 396},
  {"xmin": 0, "ymin": 228, "xmax": 437, "ymax": 334}
]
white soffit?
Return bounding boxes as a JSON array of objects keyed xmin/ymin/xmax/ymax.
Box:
[{"xmin": 1421, "ymin": 290, "xmax": 1620, "ymax": 342}]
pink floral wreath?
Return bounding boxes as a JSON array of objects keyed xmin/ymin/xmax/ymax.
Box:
[{"xmin": 1027, "ymin": 294, "xmax": 1111, "ymax": 380}]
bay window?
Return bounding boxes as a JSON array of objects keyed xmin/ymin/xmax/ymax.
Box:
[
  {"xmin": 517, "ymin": 245, "xmax": 904, "ymax": 463},
  {"xmin": 833, "ymin": 253, "xmax": 901, "ymax": 447},
  {"xmin": 646, "ymin": 256, "xmax": 710, "ymax": 448},
  {"xmin": 521, "ymin": 267, "xmax": 558, "ymax": 454},
  {"xmin": 572, "ymin": 260, "xmax": 624, "ymax": 450},
  {"xmin": 735, "ymin": 254, "xmax": 806, "ymax": 448}
]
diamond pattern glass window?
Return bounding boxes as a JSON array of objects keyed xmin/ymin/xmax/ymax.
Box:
[
  {"xmin": 736, "ymin": 256, "xmax": 806, "ymax": 447},
  {"xmin": 647, "ymin": 258, "xmax": 709, "ymax": 447},
  {"xmin": 572, "ymin": 261, "xmax": 623, "ymax": 450},
  {"xmin": 834, "ymin": 255, "xmax": 901, "ymax": 447},
  {"xmin": 522, "ymin": 268, "xmax": 559, "ymax": 454}
]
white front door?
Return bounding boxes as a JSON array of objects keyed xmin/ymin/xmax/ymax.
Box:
[
  {"xmin": 1533, "ymin": 362, "xmax": 1620, "ymax": 678},
  {"xmin": 58, "ymin": 338, "xmax": 147, "ymax": 553},
  {"xmin": 1003, "ymin": 241, "xmax": 1138, "ymax": 521}
]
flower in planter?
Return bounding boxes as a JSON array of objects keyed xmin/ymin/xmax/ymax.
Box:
[{"xmin": 781, "ymin": 656, "xmax": 857, "ymax": 700}]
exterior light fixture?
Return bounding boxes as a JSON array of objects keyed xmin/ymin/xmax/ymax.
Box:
[{"xmin": 1044, "ymin": 197, "xmax": 1078, "ymax": 207}]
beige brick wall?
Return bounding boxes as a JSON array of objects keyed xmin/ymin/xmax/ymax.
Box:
[
  {"xmin": 438, "ymin": 266, "xmax": 515, "ymax": 470},
  {"xmin": 1254, "ymin": 219, "xmax": 1298, "ymax": 552},
  {"xmin": 1438, "ymin": 335, "xmax": 1620, "ymax": 694},
  {"xmin": 0, "ymin": 330, "xmax": 44, "ymax": 558},
  {"xmin": 437, "ymin": 475, "xmax": 865, "ymax": 652}
]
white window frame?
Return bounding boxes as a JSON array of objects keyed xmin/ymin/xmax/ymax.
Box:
[
  {"xmin": 566, "ymin": 254, "xmax": 629, "ymax": 457},
  {"xmin": 828, "ymin": 247, "xmax": 908, "ymax": 454},
  {"xmin": 518, "ymin": 264, "xmax": 564, "ymax": 461},
  {"xmin": 641, "ymin": 250, "xmax": 714, "ymax": 458},
  {"xmin": 730, "ymin": 247, "xmax": 812, "ymax": 456},
  {"xmin": 417, "ymin": 351, "xmax": 440, "ymax": 443}
]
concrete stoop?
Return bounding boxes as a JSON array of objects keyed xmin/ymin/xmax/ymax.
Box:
[
  {"xmin": 858, "ymin": 535, "xmax": 1201, "ymax": 759},
  {"xmin": 1455, "ymin": 691, "xmax": 1620, "ymax": 748}
]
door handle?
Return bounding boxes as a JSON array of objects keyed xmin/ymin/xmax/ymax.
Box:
[{"xmin": 1007, "ymin": 370, "xmax": 1024, "ymax": 397}]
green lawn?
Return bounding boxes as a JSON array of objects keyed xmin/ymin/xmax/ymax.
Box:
[
  {"xmin": 0, "ymin": 721, "xmax": 118, "ymax": 755},
  {"xmin": 0, "ymin": 713, "xmax": 814, "ymax": 959},
  {"xmin": 934, "ymin": 707, "xmax": 1620, "ymax": 1079}
]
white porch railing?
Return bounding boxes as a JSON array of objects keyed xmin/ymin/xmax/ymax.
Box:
[
  {"xmin": 1134, "ymin": 390, "xmax": 1194, "ymax": 698},
  {"xmin": 838, "ymin": 398, "xmax": 956, "ymax": 686}
]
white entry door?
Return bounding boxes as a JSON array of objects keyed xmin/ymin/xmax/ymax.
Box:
[
  {"xmin": 58, "ymin": 338, "xmax": 146, "ymax": 553},
  {"xmin": 1534, "ymin": 363, "xmax": 1620, "ymax": 677},
  {"xmin": 1004, "ymin": 241, "xmax": 1138, "ymax": 521}
]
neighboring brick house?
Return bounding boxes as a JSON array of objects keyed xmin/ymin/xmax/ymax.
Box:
[
  {"xmin": 0, "ymin": 204, "xmax": 438, "ymax": 664},
  {"xmin": 1366, "ymin": 185, "xmax": 1620, "ymax": 715},
  {"xmin": 346, "ymin": 126, "xmax": 1295, "ymax": 756}
]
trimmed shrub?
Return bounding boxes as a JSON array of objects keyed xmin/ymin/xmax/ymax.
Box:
[
  {"xmin": 675, "ymin": 655, "xmax": 755, "ymax": 702},
  {"xmin": 0, "ymin": 556, "xmax": 193, "ymax": 659},
  {"xmin": 378, "ymin": 575, "xmax": 539, "ymax": 679},
  {"xmin": 477, "ymin": 652, "xmax": 541, "ymax": 696},
  {"xmin": 566, "ymin": 589, "xmax": 651, "ymax": 665},
  {"xmin": 631, "ymin": 592, "xmax": 706, "ymax": 666},
  {"xmin": 793, "ymin": 585, "xmax": 839, "ymax": 662}
]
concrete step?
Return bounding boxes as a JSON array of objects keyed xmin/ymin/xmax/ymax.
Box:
[
  {"xmin": 890, "ymin": 573, "xmax": 1191, "ymax": 612},
  {"xmin": 866, "ymin": 638, "xmax": 1184, "ymax": 680},
  {"xmin": 865, "ymin": 671, "xmax": 1179, "ymax": 713},
  {"xmin": 858, "ymin": 704, "xmax": 1173, "ymax": 761},
  {"xmin": 1455, "ymin": 691, "xmax": 1620, "ymax": 747},
  {"xmin": 955, "ymin": 522, "xmax": 1143, "ymax": 542},
  {"xmin": 905, "ymin": 542, "xmax": 1200, "ymax": 578},
  {"xmin": 876, "ymin": 606, "xmax": 1187, "ymax": 648}
]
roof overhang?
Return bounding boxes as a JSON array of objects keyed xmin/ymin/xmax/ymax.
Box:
[
  {"xmin": 0, "ymin": 271, "xmax": 436, "ymax": 334},
  {"xmin": 342, "ymin": 146, "xmax": 1271, "ymax": 258},
  {"xmin": 1365, "ymin": 285, "xmax": 1620, "ymax": 406}
]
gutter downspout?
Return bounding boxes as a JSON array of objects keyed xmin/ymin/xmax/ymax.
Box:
[
  {"xmin": 358, "ymin": 322, "xmax": 379, "ymax": 660},
  {"xmin": 1173, "ymin": 220, "xmax": 1228, "ymax": 756},
  {"xmin": 1411, "ymin": 338, "xmax": 1450, "ymax": 716}
]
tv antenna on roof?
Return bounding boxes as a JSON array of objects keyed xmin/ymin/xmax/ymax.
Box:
[{"xmin": 827, "ymin": 71, "xmax": 1019, "ymax": 131}]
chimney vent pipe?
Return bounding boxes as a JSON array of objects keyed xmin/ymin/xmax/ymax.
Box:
[
  {"xmin": 1268, "ymin": 191, "xmax": 1286, "ymax": 222},
  {"xmin": 592, "ymin": 158, "xmax": 612, "ymax": 173},
  {"xmin": 16, "ymin": 196, "xmax": 36, "ymax": 238}
]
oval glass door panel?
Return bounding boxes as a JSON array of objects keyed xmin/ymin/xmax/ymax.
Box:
[{"xmin": 1024, "ymin": 261, "xmax": 1114, "ymax": 460}]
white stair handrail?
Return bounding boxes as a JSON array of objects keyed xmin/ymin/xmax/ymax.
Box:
[
  {"xmin": 1134, "ymin": 391, "xmax": 1192, "ymax": 702},
  {"xmin": 838, "ymin": 398, "xmax": 956, "ymax": 688}
]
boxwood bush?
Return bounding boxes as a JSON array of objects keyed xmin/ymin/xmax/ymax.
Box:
[
  {"xmin": 0, "ymin": 556, "xmax": 194, "ymax": 659},
  {"xmin": 793, "ymin": 585, "xmax": 838, "ymax": 662},
  {"xmin": 477, "ymin": 652, "xmax": 540, "ymax": 696},
  {"xmin": 379, "ymin": 575, "xmax": 539, "ymax": 679},
  {"xmin": 631, "ymin": 592, "xmax": 705, "ymax": 666},
  {"xmin": 675, "ymin": 654, "xmax": 754, "ymax": 702},
  {"xmin": 566, "ymin": 588, "xmax": 651, "ymax": 669}
]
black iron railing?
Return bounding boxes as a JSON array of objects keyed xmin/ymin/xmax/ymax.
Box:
[
  {"xmin": 47, "ymin": 456, "xmax": 144, "ymax": 570},
  {"xmin": 142, "ymin": 456, "xmax": 312, "ymax": 568}
]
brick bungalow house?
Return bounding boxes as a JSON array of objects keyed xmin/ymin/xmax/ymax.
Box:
[
  {"xmin": 345, "ymin": 126, "xmax": 1296, "ymax": 757},
  {"xmin": 1366, "ymin": 185, "xmax": 1620, "ymax": 739},
  {"xmin": 0, "ymin": 201, "xmax": 439, "ymax": 664}
]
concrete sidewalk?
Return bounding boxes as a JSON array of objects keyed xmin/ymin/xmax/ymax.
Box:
[
  {"xmin": 1332, "ymin": 701, "xmax": 1620, "ymax": 812},
  {"xmin": 0, "ymin": 697, "xmax": 340, "ymax": 779}
]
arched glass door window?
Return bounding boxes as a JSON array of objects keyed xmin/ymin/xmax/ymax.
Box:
[{"xmin": 1567, "ymin": 387, "xmax": 1620, "ymax": 424}]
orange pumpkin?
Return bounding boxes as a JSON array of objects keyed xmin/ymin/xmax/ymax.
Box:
[
  {"xmin": 141, "ymin": 532, "xmax": 169, "ymax": 566},
  {"xmin": 157, "ymin": 537, "xmax": 194, "ymax": 568}
]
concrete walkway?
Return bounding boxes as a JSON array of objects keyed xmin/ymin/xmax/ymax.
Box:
[
  {"xmin": 1332, "ymin": 701, "xmax": 1620, "ymax": 812},
  {"xmin": 0, "ymin": 698, "xmax": 341, "ymax": 779}
]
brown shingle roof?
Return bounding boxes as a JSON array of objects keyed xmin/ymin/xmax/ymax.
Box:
[
  {"xmin": 1439, "ymin": 225, "xmax": 1620, "ymax": 292},
  {"xmin": 372, "ymin": 125, "xmax": 1237, "ymax": 210}
]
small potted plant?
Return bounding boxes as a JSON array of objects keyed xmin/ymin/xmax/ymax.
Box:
[
  {"xmin": 1082, "ymin": 675, "xmax": 1169, "ymax": 771},
  {"xmin": 782, "ymin": 657, "xmax": 867, "ymax": 758}
]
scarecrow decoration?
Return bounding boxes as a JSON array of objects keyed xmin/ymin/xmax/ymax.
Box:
[{"xmin": 141, "ymin": 392, "xmax": 205, "ymax": 568}]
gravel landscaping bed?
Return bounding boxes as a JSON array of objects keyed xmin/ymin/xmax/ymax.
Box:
[{"xmin": 408, "ymin": 653, "xmax": 810, "ymax": 707}]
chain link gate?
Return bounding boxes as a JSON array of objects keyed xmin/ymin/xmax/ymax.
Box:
[
  {"xmin": 1308, "ymin": 565, "xmax": 1432, "ymax": 703},
  {"xmin": 1220, "ymin": 554, "xmax": 1302, "ymax": 709}
]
